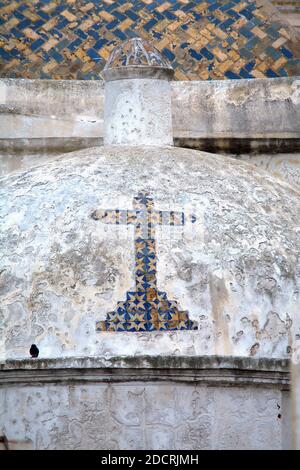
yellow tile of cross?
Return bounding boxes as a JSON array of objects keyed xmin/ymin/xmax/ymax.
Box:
[
  {"xmin": 273, "ymin": 37, "xmax": 287, "ymax": 49},
  {"xmin": 23, "ymin": 28, "xmax": 40, "ymax": 40},
  {"xmin": 273, "ymin": 56, "xmax": 288, "ymax": 70},
  {"xmin": 80, "ymin": 19, "xmax": 94, "ymax": 31},
  {"xmin": 74, "ymin": 47, "xmax": 86, "ymax": 60},
  {"xmin": 5, "ymin": 38, "xmax": 18, "ymax": 51},
  {"xmin": 251, "ymin": 69, "xmax": 266, "ymax": 78},
  {"xmin": 80, "ymin": 2, "xmax": 94, "ymax": 13},
  {"xmin": 61, "ymin": 9, "xmax": 77, "ymax": 22},
  {"xmin": 194, "ymin": 36, "xmax": 209, "ymax": 48},
  {"xmin": 157, "ymin": 2, "xmax": 171, "ymax": 12},
  {"xmin": 27, "ymin": 53, "xmax": 40, "ymax": 64},
  {"xmin": 154, "ymin": 19, "xmax": 169, "ymax": 32},
  {"xmin": 174, "ymin": 70, "xmax": 188, "ymax": 80},
  {"xmin": 16, "ymin": 43, "xmax": 27, "ymax": 52},
  {"xmin": 218, "ymin": 60, "xmax": 234, "ymax": 73},
  {"xmin": 42, "ymin": 60, "xmax": 58, "ymax": 73},
  {"xmin": 234, "ymin": 1, "xmax": 248, "ymax": 11},
  {"xmin": 82, "ymin": 62, "xmax": 95, "ymax": 73},
  {"xmin": 228, "ymin": 49, "xmax": 240, "ymax": 61},
  {"xmin": 257, "ymin": 61, "xmax": 269, "ymax": 72},
  {"xmin": 119, "ymin": 18, "xmax": 134, "ymax": 30},
  {"xmin": 41, "ymin": 2, "xmax": 57, "ymax": 13},
  {"xmin": 199, "ymin": 69, "xmax": 210, "ymax": 80},
  {"xmin": 42, "ymin": 18, "xmax": 57, "ymax": 31},
  {"xmin": 99, "ymin": 47, "xmax": 111, "ymax": 61},
  {"xmin": 0, "ymin": 1, "xmax": 18, "ymax": 14},
  {"xmin": 22, "ymin": 9, "xmax": 40, "ymax": 22},
  {"xmin": 232, "ymin": 17, "xmax": 248, "ymax": 29},
  {"xmin": 279, "ymin": 28, "xmax": 291, "ymax": 40},
  {"xmin": 187, "ymin": 27, "xmax": 202, "ymax": 40},
  {"xmin": 252, "ymin": 26, "xmax": 268, "ymax": 39},
  {"xmin": 156, "ymin": 37, "xmax": 171, "ymax": 50},
  {"xmin": 213, "ymin": 47, "xmax": 229, "ymax": 62},
  {"xmin": 195, "ymin": 2, "xmax": 206, "ymax": 12},
  {"xmin": 214, "ymin": 27, "xmax": 228, "ymax": 40},
  {"xmin": 99, "ymin": 10, "xmax": 114, "ymax": 22},
  {"xmin": 23, "ymin": 46, "xmax": 35, "ymax": 56},
  {"xmin": 64, "ymin": 50, "xmax": 73, "ymax": 60},
  {"xmin": 3, "ymin": 58, "xmax": 20, "ymax": 71},
  {"xmin": 167, "ymin": 21, "xmax": 181, "ymax": 32},
  {"xmin": 200, "ymin": 28, "xmax": 213, "ymax": 41},
  {"xmin": 174, "ymin": 10, "xmax": 187, "ymax": 19},
  {"xmin": 206, "ymin": 23, "xmax": 215, "ymax": 32},
  {"xmin": 42, "ymin": 38, "xmax": 59, "ymax": 52},
  {"xmin": 3, "ymin": 17, "xmax": 19, "ymax": 29},
  {"xmin": 254, "ymin": 8, "xmax": 268, "ymax": 20}
]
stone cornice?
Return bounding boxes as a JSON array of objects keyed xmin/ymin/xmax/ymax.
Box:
[{"xmin": 0, "ymin": 355, "xmax": 290, "ymax": 388}]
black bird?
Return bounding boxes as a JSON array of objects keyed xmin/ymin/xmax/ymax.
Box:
[{"xmin": 30, "ymin": 344, "xmax": 39, "ymax": 358}]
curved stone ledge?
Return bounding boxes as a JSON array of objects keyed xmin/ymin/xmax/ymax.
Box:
[{"xmin": 0, "ymin": 355, "xmax": 290, "ymax": 388}]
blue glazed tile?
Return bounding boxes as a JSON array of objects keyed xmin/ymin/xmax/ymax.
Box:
[
  {"xmin": 144, "ymin": 18, "xmax": 157, "ymax": 31},
  {"xmin": 239, "ymin": 68, "xmax": 254, "ymax": 79},
  {"xmin": 50, "ymin": 49, "xmax": 64, "ymax": 63},
  {"xmin": 0, "ymin": 47, "xmax": 10, "ymax": 60},
  {"xmin": 18, "ymin": 18, "xmax": 31, "ymax": 29},
  {"xmin": 68, "ymin": 38, "xmax": 82, "ymax": 51},
  {"xmin": 281, "ymin": 47, "xmax": 293, "ymax": 59},
  {"xmin": 266, "ymin": 68, "xmax": 279, "ymax": 78},
  {"xmin": 125, "ymin": 9, "xmax": 139, "ymax": 22},
  {"xmin": 30, "ymin": 38, "xmax": 44, "ymax": 51},
  {"xmin": 88, "ymin": 29, "xmax": 99, "ymax": 40},
  {"xmin": 225, "ymin": 70, "xmax": 240, "ymax": 79},
  {"xmin": 189, "ymin": 48, "xmax": 202, "ymax": 60},
  {"xmin": 162, "ymin": 47, "xmax": 175, "ymax": 61}
]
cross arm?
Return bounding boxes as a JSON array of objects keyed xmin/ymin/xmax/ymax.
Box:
[{"xmin": 91, "ymin": 209, "xmax": 138, "ymax": 225}]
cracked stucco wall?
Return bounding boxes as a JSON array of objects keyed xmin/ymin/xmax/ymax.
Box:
[{"xmin": 0, "ymin": 381, "xmax": 287, "ymax": 450}]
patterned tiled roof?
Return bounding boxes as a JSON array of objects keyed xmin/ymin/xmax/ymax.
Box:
[{"xmin": 0, "ymin": 0, "xmax": 299, "ymax": 80}]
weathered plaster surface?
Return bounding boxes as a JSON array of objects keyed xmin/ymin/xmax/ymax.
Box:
[
  {"xmin": 0, "ymin": 356, "xmax": 290, "ymax": 450},
  {"xmin": 104, "ymin": 78, "xmax": 173, "ymax": 146},
  {"xmin": 0, "ymin": 79, "xmax": 103, "ymax": 139},
  {"xmin": 0, "ymin": 138, "xmax": 102, "ymax": 177},
  {"xmin": 236, "ymin": 153, "xmax": 300, "ymax": 190},
  {"xmin": 0, "ymin": 381, "xmax": 286, "ymax": 450},
  {"xmin": 1, "ymin": 77, "xmax": 299, "ymax": 140},
  {"xmin": 172, "ymin": 77, "xmax": 300, "ymax": 139},
  {"xmin": 1, "ymin": 146, "xmax": 299, "ymax": 360}
]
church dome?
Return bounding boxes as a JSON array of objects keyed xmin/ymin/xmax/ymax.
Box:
[{"xmin": 1, "ymin": 145, "xmax": 300, "ymax": 360}]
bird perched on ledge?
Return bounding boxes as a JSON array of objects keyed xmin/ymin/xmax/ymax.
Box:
[{"xmin": 29, "ymin": 344, "xmax": 39, "ymax": 358}]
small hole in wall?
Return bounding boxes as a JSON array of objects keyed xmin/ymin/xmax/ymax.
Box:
[{"xmin": 277, "ymin": 414, "xmax": 282, "ymax": 419}]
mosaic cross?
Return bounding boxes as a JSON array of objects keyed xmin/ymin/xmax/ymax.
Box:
[{"xmin": 92, "ymin": 193, "xmax": 198, "ymax": 332}]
